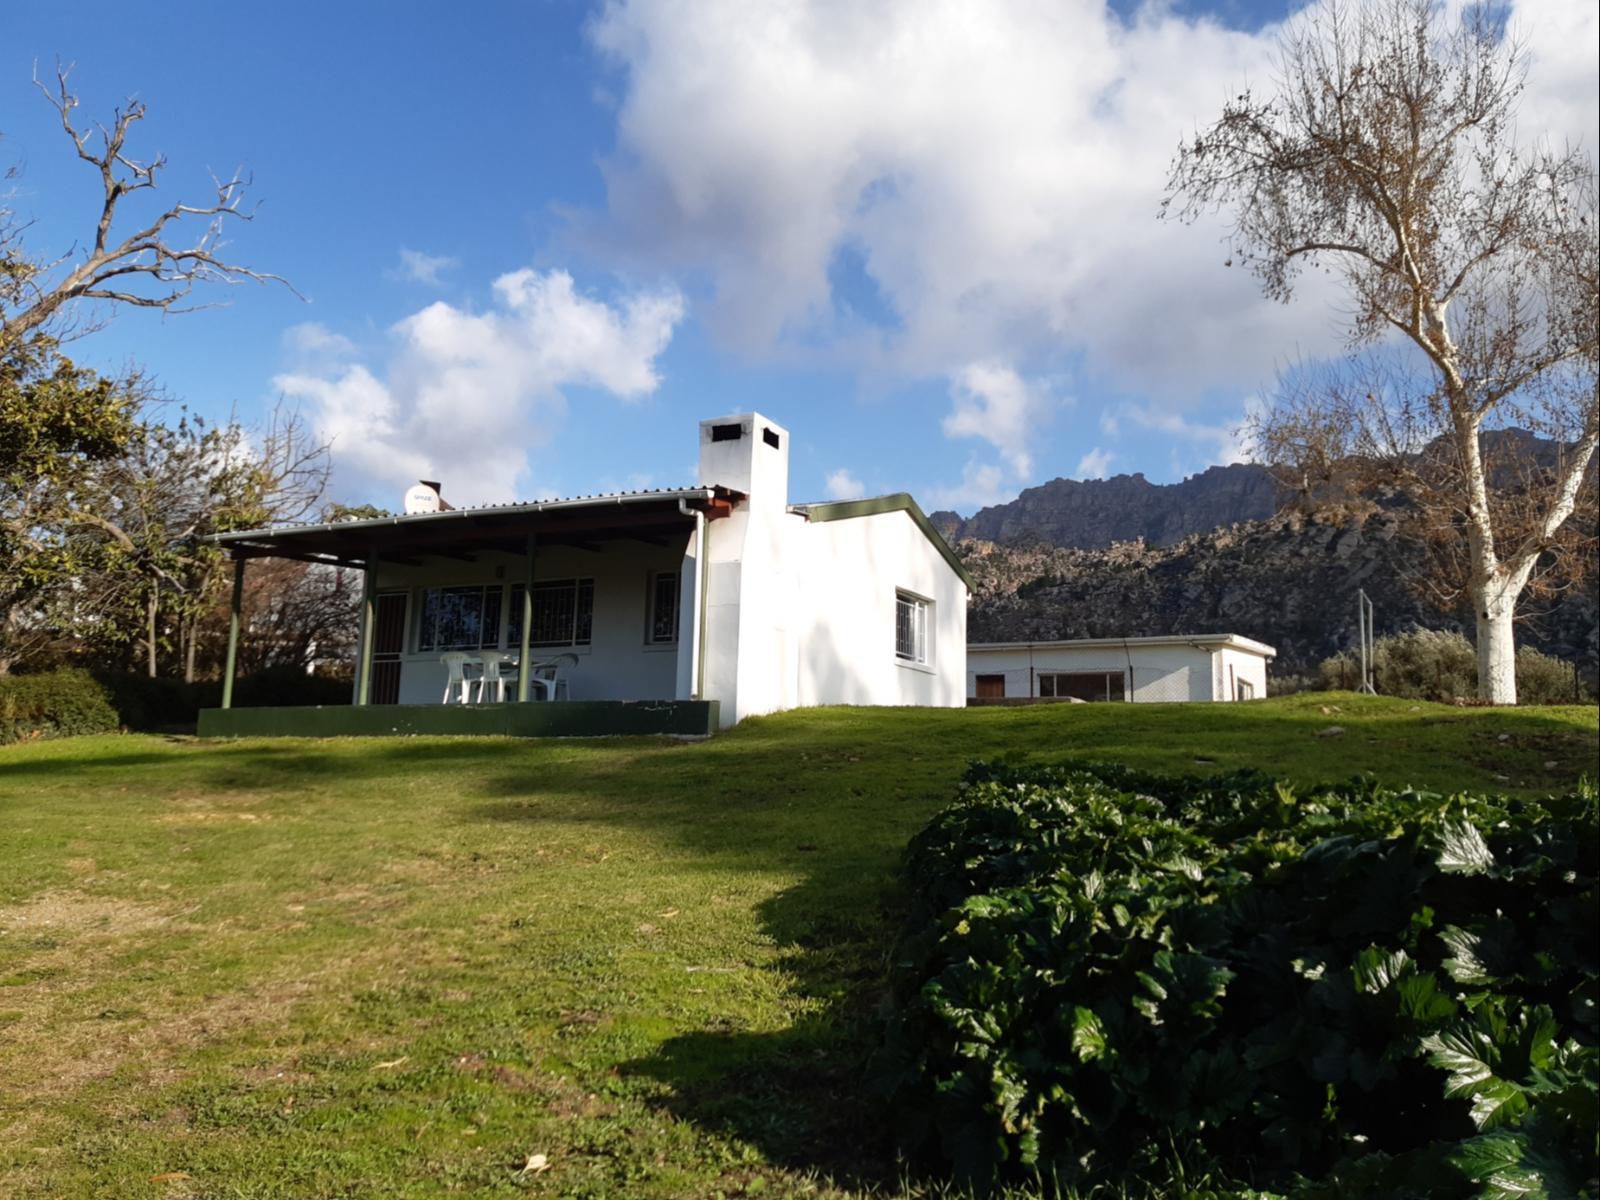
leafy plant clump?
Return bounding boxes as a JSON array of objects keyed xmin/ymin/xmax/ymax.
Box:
[
  {"xmin": 882, "ymin": 761, "xmax": 1599, "ymax": 1198},
  {"xmin": 0, "ymin": 667, "xmax": 121, "ymax": 743}
]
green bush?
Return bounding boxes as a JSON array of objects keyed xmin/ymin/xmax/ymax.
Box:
[
  {"xmin": 882, "ymin": 761, "xmax": 1598, "ymax": 1198},
  {"xmin": 95, "ymin": 667, "xmax": 350, "ymax": 731},
  {"xmin": 1316, "ymin": 628, "xmax": 1587, "ymax": 703},
  {"xmin": 0, "ymin": 668, "xmax": 121, "ymax": 743}
]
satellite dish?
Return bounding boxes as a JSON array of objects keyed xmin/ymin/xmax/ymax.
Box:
[{"xmin": 403, "ymin": 482, "xmax": 442, "ymax": 515}]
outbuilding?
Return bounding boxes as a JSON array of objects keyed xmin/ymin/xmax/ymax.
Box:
[
  {"xmin": 967, "ymin": 634, "xmax": 1275, "ymax": 704},
  {"xmin": 200, "ymin": 412, "xmax": 970, "ymax": 737}
]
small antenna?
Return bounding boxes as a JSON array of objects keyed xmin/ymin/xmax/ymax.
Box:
[{"xmin": 1357, "ymin": 588, "xmax": 1377, "ymax": 694}]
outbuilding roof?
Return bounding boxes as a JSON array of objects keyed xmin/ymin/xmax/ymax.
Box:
[{"xmin": 968, "ymin": 634, "xmax": 1277, "ymax": 658}]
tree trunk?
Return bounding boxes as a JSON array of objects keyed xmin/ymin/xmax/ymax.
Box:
[
  {"xmin": 183, "ymin": 617, "xmax": 198, "ymax": 684},
  {"xmin": 145, "ymin": 588, "xmax": 159, "ymax": 679},
  {"xmin": 1473, "ymin": 595, "xmax": 1517, "ymax": 705}
]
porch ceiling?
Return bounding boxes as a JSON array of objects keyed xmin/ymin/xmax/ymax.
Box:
[{"xmin": 208, "ymin": 487, "xmax": 741, "ymax": 568}]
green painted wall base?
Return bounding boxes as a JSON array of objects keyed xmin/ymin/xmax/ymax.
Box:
[{"xmin": 198, "ymin": 700, "xmax": 720, "ymax": 739}]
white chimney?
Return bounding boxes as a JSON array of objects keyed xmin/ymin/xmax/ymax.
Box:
[{"xmin": 697, "ymin": 413, "xmax": 789, "ymax": 511}]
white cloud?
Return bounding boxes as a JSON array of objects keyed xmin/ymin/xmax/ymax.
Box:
[
  {"xmin": 586, "ymin": 0, "xmax": 1596, "ymax": 401},
  {"xmin": 924, "ymin": 460, "xmax": 1008, "ymax": 513},
  {"xmin": 823, "ymin": 468, "xmax": 866, "ymax": 500},
  {"xmin": 1075, "ymin": 446, "xmax": 1114, "ymax": 479},
  {"xmin": 282, "ymin": 322, "xmax": 357, "ymax": 360},
  {"xmin": 1123, "ymin": 403, "xmax": 1254, "ymax": 469},
  {"xmin": 275, "ymin": 268, "xmax": 685, "ymax": 506},
  {"xmin": 1099, "ymin": 409, "xmax": 1120, "ymax": 438},
  {"xmin": 942, "ymin": 361, "xmax": 1048, "ymax": 479},
  {"xmin": 391, "ymin": 248, "xmax": 460, "ymax": 287}
]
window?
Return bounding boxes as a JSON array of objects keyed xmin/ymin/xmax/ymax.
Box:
[
  {"xmin": 647, "ymin": 571, "xmax": 679, "ymax": 644},
  {"xmin": 417, "ymin": 585, "xmax": 503, "ymax": 652},
  {"xmin": 1039, "ymin": 671, "xmax": 1126, "ymax": 702},
  {"xmin": 1236, "ymin": 679, "xmax": 1255, "ymax": 701},
  {"xmin": 895, "ymin": 591, "xmax": 930, "ymax": 665},
  {"xmin": 506, "ymin": 579, "xmax": 595, "ymax": 649}
]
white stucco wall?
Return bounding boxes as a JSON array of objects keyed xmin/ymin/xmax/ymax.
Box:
[
  {"xmin": 1215, "ymin": 645, "xmax": 1270, "ymax": 700},
  {"xmin": 790, "ymin": 509, "xmax": 968, "ymax": 711},
  {"xmin": 375, "ymin": 540, "xmax": 688, "ymax": 705},
  {"xmin": 967, "ymin": 641, "xmax": 1272, "ymax": 702},
  {"xmin": 692, "ymin": 414, "xmax": 968, "ymax": 727}
]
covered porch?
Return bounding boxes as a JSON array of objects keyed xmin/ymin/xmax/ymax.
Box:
[{"xmin": 197, "ymin": 487, "xmax": 739, "ymax": 738}]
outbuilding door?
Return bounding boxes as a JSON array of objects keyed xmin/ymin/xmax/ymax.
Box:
[
  {"xmin": 370, "ymin": 592, "xmax": 407, "ymax": 705},
  {"xmin": 974, "ymin": 674, "xmax": 1006, "ymax": 699}
]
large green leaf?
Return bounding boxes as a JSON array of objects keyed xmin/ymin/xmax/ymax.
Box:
[{"xmin": 1436, "ymin": 820, "xmax": 1495, "ymax": 875}]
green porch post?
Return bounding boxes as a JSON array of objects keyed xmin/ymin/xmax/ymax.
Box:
[
  {"xmin": 356, "ymin": 554, "xmax": 377, "ymax": 706},
  {"xmin": 220, "ymin": 556, "xmax": 246, "ymax": 710},
  {"xmin": 517, "ymin": 533, "xmax": 537, "ymax": 702}
]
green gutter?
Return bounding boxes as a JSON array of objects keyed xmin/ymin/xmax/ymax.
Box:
[{"xmin": 793, "ymin": 493, "xmax": 974, "ymax": 589}]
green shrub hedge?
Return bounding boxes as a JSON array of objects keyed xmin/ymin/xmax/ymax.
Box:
[
  {"xmin": 1316, "ymin": 629, "xmax": 1589, "ymax": 704},
  {"xmin": 0, "ymin": 668, "xmax": 121, "ymax": 743},
  {"xmin": 96, "ymin": 665, "xmax": 349, "ymax": 730},
  {"xmin": 883, "ymin": 761, "xmax": 1598, "ymax": 1198}
]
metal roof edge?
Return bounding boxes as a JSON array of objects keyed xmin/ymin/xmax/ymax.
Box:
[
  {"xmin": 203, "ymin": 487, "xmax": 722, "ymax": 546},
  {"xmin": 968, "ymin": 633, "xmax": 1278, "ymax": 658},
  {"xmin": 791, "ymin": 493, "xmax": 974, "ymax": 590}
]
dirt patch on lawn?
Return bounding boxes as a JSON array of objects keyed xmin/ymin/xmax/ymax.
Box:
[{"xmin": 0, "ymin": 890, "xmax": 178, "ymax": 942}]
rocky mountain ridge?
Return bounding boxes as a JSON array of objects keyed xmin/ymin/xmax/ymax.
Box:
[{"xmin": 930, "ymin": 462, "xmax": 1282, "ymax": 549}]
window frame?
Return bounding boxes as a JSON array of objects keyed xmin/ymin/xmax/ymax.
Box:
[
  {"xmin": 1038, "ymin": 671, "xmax": 1127, "ymax": 703},
  {"xmin": 894, "ymin": 589, "xmax": 932, "ymax": 667},
  {"xmin": 506, "ymin": 578, "xmax": 596, "ymax": 650},
  {"xmin": 1236, "ymin": 678, "xmax": 1256, "ymax": 701},
  {"xmin": 415, "ymin": 584, "xmax": 504, "ymax": 653},
  {"xmin": 644, "ymin": 570, "xmax": 680, "ymax": 646}
]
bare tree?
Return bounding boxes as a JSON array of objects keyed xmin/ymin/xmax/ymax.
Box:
[
  {"xmin": 1, "ymin": 62, "xmax": 289, "ymax": 357},
  {"xmin": 1165, "ymin": 0, "xmax": 1598, "ymax": 703}
]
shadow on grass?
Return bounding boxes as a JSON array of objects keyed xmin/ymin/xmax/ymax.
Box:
[{"xmin": 620, "ymin": 868, "xmax": 910, "ymax": 1192}]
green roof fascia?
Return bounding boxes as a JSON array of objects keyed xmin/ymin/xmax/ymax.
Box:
[{"xmin": 794, "ymin": 493, "xmax": 974, "ymax": 589}]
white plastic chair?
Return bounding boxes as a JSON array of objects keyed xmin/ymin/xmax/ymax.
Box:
[
  {"xmin": 440, "ymin": 653, "xmax": 477, "ymax": 704},
  {"xmin": 528, "ymin": 653, "xmax": 577, "ymax": 702},
  {"xmin": 476, "ymin": 654, "xmax": 513, "ymax": 704}
]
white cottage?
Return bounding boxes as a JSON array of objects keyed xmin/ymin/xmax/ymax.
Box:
[
  {"xmin": 967, "ymin": 634, "xmax": 1275, "ymax": 704},
  {"xmin": 201, "ymin": 412, "xmax": 970, "ymax": 737}
]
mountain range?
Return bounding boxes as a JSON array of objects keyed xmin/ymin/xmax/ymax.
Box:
[{"xmin": 939, "ymin": 455, "xmax": 1597, "ymax": 680}]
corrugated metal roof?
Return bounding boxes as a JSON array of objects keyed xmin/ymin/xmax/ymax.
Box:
[{"xmin": 207, "ymin": 485, "xmax": 722, "ymax": 544}]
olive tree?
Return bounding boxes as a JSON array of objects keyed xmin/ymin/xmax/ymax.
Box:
[{"xmin": 1165, "ymin": 0, "xmax": 1598, "ymax": 704}]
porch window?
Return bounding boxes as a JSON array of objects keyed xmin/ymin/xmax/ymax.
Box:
[
  {"xmin": 647, "ymin": 571, "xmax": 679, "ymax": 644},
  {"xmin": 416, "ymin": 585, "xmax": 503, "ymax": 652},
  {"xmin": 895, "ymin": 590, "xmax": 930, "ymax": 665},
  {"xmin": 1038, "ymin": 671, "xmax": 1126, "ymax": 702},
  {"xmin": 507, "ymin": 578, "xmax": 595, "ymax": 648}
]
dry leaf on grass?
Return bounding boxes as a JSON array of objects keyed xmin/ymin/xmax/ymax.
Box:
[{"xmin": 516, "ymin": 1153, "xmax": 550, "ymax": 1177}]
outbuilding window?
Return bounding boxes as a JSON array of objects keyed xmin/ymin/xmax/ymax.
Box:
[
  {"xmin": 895, "ymin": 591, "xmax": 930, "ymax": 665},
  {"xmin": 1236, "ymin": 679, "xmax": 1255, "ymax": 701},
  {"xmin": 1038, "ymin": 671, "xmax": 1126, "ymax": 702}
]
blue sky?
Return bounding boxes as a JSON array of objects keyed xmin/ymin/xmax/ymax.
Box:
[{"xmin": 4, "ymin": 0, "xmax": 1595, "ymax": 514}]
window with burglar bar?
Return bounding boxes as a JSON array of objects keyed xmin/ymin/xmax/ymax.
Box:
[
  {"xmin": 416, "ymin": 585, "xmax": 503, "ymax": 652},
  {"xmin": 895, "ymin": 591, "xmax": 930, "ymax": 665},
  {"xmin": 507, "ymin": 579, "xmax": 595, "ymax": 649},
  {"xmin": 647, "ymin": 572, "xmax": 679, "ymax": 644}
]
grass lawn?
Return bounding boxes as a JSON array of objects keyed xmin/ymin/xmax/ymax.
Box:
[{"xmin": 2, "ymin": 694, "xmax": 1595, "ymax": 1199}]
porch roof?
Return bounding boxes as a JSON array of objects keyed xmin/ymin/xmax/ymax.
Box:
[{"xmin": 206, "ymin": 486, "xmax": 742, "ymax": 568}]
